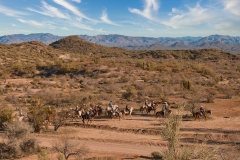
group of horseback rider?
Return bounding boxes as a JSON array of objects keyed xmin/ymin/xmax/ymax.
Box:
[
  {"xmin": 144, "ymin": 100, "xmax": 157, "ymax": 110},
  {"xmin": 109, "ymin": 101, "xmax": 131, "ymax": 115},
  {"xmin": 74, "ymin": 104, "xmax": 102, "ymax": 119}
]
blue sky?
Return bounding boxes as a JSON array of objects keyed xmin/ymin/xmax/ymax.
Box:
[{"xmin": 0, "ymin": 0, "xmax": 240, "ymax": 37}]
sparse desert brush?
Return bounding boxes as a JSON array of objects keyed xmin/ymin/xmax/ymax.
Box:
[
  {"xmin": 0, "ymin": 108, "xmax": 13, "ymax": 128},
  {"xmin": 151, "ymin": 151, "xmax": 162, "ymax": 159},
  {"xmin": 1, "ymin": 121, "xmax": 38, "ymax": 159}
]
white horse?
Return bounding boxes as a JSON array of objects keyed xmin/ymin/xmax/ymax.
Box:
[
  {"xmin": 106, "ymin": 105, "xmax": 119, "ymax": 117},
  {"xmin": 121, "ymin": 107, "xmax": 134, "ymax": 117},
  {"xmin": 70, "ymin": 108, "xmax": 84, "ymax": 121}
]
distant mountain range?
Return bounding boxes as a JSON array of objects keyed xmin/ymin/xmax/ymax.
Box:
[{"xmin": 0, "ymin": 33, "xmax": 240, "ymax": 53}]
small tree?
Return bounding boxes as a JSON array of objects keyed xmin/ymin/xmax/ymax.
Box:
[{"xmin": 52, "ymin": 137, "xmax": 89, "ymax": 160}]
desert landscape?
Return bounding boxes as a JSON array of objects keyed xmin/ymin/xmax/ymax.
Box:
[{"xmin": 0, "ymin": 36, "xmax": 240, "ymax": 160}]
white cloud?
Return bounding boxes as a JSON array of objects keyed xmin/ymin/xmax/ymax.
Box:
[
  {"xmin": 100, "ymin": 10, "xmax": 120, "ymax": 26},
  {"xmin": 11, "ymin": 24, "xmax": 17, "ymax": 27},
  {"xmin": 128, "ymin": 0, "xmax": 159, "ymax": 21},
  {"xmin": 162, "ymin": 3, "xmax": 214, "ymax": 28},
  {"xmin": 97, "ymin": 28, "xmax": 106, "ymax": 33},
  {"xmin": 71, "ymin": 22, "xmax": 94, "ymax": 31},
  {"xmin": 147, "ymin": 28, "xmax": 154, "ymax": 31},
  {"xmin": 27, "ymin": 1, "xmax": 69, "ymax": 19},
  {"xmin": 222, "ymin": 0, "xmax": 240, "ymax": 16},
  {"xmin": 53, "ymin": 0, "xmax": 95, "ymax": 22},
  {"xmin": 0, "ymin": 4, "xmax": 26, "ymax": 17},
  {"xmin": 17, "ymin": 18, "xmax": 56, "ymax": 29},
  {"xmin": 71, "ymin": 0, "xmax": 81, "ymax": 3},
  {"xmin": 17, "ymin": 19, "xmax": 45, "ymax": 27},
  {"xmin": 60, "ymin": 27, "xmax": 69, "ymax": 30},
  {"xmin": 215, "ymin": 22, "xmax": 233, "ymax": 30}
]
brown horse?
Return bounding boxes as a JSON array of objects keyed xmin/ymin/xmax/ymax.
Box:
[
  {"xmin": 194, "ymin": 110, "xmax": 212, "ymax": 121},
  {"xmin": 45, "ymin": 113, "xmax": 55, "ymax": 125},
  {"xmin": 146, "ymin": 103, "xmax": 157, "ymax": 114},
  {"xmin": 156, "ymin": 109, "xmax": 172, "ymax": 118},
  {"xmin": 111, "ymin": 111, "xmax": 122, "ymax": 121},
  {"xmin": 81, "ymin": 110, "xmax": 96, "ymax": 124}
]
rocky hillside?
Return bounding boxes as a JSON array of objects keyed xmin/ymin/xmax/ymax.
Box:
[{"xmin": 1, "ymin": 33, "xmax": 240, "ymax": 53}]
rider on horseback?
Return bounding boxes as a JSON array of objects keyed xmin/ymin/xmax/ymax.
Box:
[
  {"xmin": 200, "ymin": 106, "xmax": 205, "ymax": 116},
  {"xmin": 151, "ymin": 101, "xmax": 155, "ymax": 110},
  {"xmin": 145, "ymin": 100, "xmax": 148, "ymax": 106},
  {"xmin": 86, "ymin": 108, "xmax": 92, "ymax": 119},
  {"xmin": 109, "ymin": 101, "xmax": 113, "ymax": 112},
  {"xmin": 126, "ymin": 104, "xmax": 130, "ymax": 114},
  {"xmin": 75, "ymin": 106, "xmax": 79, "ymax": 112},
  {"xmin": 115, "ymin": 107, "xmax": 120, "ymax": 116},
  {"xmin": 162, "ymin": 103, "xmax": 166, "ymax": 117},
  {"xmin": 164, "ymin": 102, "xmax": 169, "ymax": 111}
]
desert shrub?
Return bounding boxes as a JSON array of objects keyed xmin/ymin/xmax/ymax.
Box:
[
  {"xmin": 52, "ymin": 137, "xmax": 89, "ymax": 160},
  {"xmin": 28, "ymin": 106, "xmax": 49, "ymax": 132},
  {"xmin": 38, "ymin": 148, "xmax": 50, "ymax": 160},
  {"xmin": 122, "ymin": 87, "xmax": 135, "ymax": 100},
  {"xmin": 11, "ymin": 62, "xmax": 36, "ymax": 76},
  {"xmin": 0, "ymin": 108, "xmax": 13, "ymax": 128},
  {"xmin": 118, "ymin": 76, "xmax": 130, "ymax": 83},
  {"xmin": 4, "ymin": 120, "xmax": 33, "ymax": 140},
  {"xmin": 237, "ymin": 66, "xmax": 240, "ymax": 72},
  {"xmin": 0, "ymin": 121, "xmax": 38, "ymax": 159},
  {"xmin": 20, "ymin": 138, "xmax": 38, "ymax": 154},
  {"xmin": 162, "ymin": 106, "xmax": 182, "ymax": 158},
  {"xmin": 161, "ymin": 103, "xmax": 217, "ymax": 160},
  {"xmin": 200, "ymin": 66, "xmax": 213, "ymax": 76},
  {"xmin": 151, "ymin": 151, "xmax": 162, "ymax": 159},
  {"xmin": 0, "ymin": 142, "xmax": 16, "ymax": 159},
  {"xmin": 180, "ymin": 79, "xmax": 192, "ymax": 90}
]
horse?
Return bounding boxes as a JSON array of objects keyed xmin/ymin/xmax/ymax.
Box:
[
  {"xmin": 194, "ymin": 110, "xmax": 212, "ymax": 121},
  {"xmin": 45, "ymin": 113, "xmax": 55, "ymax": 125},
  {"xmin": 106, "ymin": 105, "xmax": 119, "ymax": 117},
  {"xmin": 111, "ymin": 111, "xmax": 122, "ymax": 121},
  {"xmin": 146, "ymin": 103, "xmax": 157, "ymax": 114},
  {"xmin": 70, "ymin": 108, "xmax": 84, "ymax": 121},
  {"xmin": 93, "ymin": 105, "xmax": 103, "ymax": 116},
  {"xmin": 140, "ymin": 105, "xmax": 148, "ymax": 113},
  {"xmin": 81, "ymin": 109, "xmax": 97, "ymax": 124},
  {"xmin": 156, "ymin": 109, "xmax": 172, "ymax": 118},
  {"xmin": 121, "ymin": 107, "xmax": 134, "ymax": 117}
]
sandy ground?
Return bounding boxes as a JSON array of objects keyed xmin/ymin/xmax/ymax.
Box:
[{"xmin": 14, "ymin": 97, "xmax": 240, "ymax": 159}]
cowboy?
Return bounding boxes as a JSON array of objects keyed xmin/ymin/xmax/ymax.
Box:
[
  {"xmin": 162, "ymin": 103, "xmax": 166, "ymax": 117},
  {"xmin": 86, "ymin": 108, "xmax": 92, "ymax": 119},
  {"xmin": 75, "ymin": 106, "xmax": 79, "ymax": 112},
  {"xmin": 151, "ymin": 101, "xmax": 155, "ymax": 109},
  {"xmin": 115, "ymin": 107, "xmax": 120, "ymax": 116},
  {"xmin": 200, "ymin": 106, "xmax": 205, "ymax": 116},
  {"xmin": 19, "ymin": 109, "xmax": 23, "ymax": 117},
  {"xmin": 126, "ymin": 104, "xmax": 130, "ymax": 114},
  {"xmin": 163, "ymin": 102, "xmax": 169, "ymax": 111},
  {"xmin": 109, "ymin": 101, "xmax": 114, "ymax": 112},
  {"xmin": 145, "ymin": 100, "xmax": 148, "ymax": 106}
]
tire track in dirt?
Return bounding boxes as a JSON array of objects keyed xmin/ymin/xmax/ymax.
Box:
[
  {"xmin": 37, "ymin": 134, "xmax": 167, "ymax": 147},
  {"xmin": 64, "ymin": 122, "xmax": 240, "ymax": 146},
  {"xmin": 65, "ymin": 122, "xmax": 163, "ymax": 135}
]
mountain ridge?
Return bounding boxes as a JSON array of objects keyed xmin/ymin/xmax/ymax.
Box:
[{"xmin": 1, "ymin": 33, "xmax": 240, "ymax": 53}]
